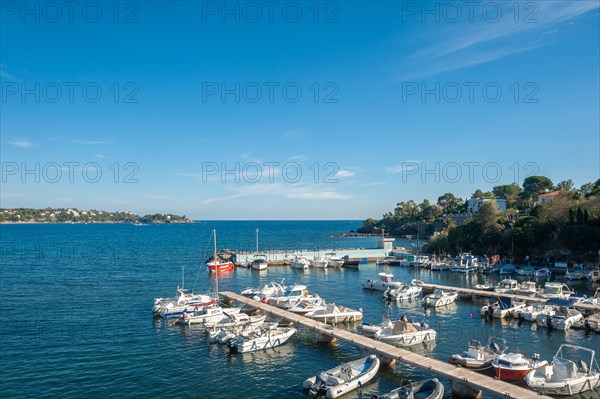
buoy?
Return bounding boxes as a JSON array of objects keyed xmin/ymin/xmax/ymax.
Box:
[{"xmin": 469, "ymin": 313, "xmax": 473, "ymax": 318}]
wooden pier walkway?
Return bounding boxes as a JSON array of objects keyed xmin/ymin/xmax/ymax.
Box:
[
  {"xmin": 221, "ymin": 291, "xmax": 552, "ymax": 399},
  {"xmin": 417, "ymin": 283, "xmax": 600, "ymax": 313}
]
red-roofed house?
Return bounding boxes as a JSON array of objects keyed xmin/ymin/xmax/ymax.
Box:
[{"xmin": 536, "ymin": 190, "xmax": 561, "ymax": 205}]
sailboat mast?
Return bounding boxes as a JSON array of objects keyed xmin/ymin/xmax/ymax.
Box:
[
  {"xmin": 213, "ymin": 229, "xmax": 218, "ymax": 300},
  {"xmin": 256, "ymin": 228, "xmax": 259, "ymax": 253}
]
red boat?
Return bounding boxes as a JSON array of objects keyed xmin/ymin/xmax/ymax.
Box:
[
  {"xmin": 207, "ymin": 259, "xmax": 234, "ymax": 273},
  {"xmin": 492, "ymin": 353, "xmax": 548, "ymax": 381}
]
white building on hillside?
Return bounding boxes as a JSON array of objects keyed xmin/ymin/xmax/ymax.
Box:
[{"xmin": 467, "ymin": 198, "xmax": 507, "ymax": 214}]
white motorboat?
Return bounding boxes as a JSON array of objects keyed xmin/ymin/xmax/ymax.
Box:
[
  {"xmin": 303, "ymin": 354, "xmax": 380, "ymax": 399},
  {"xmin": 450, "ymin": 253, "xmax": 479, "ymax": 272},
  {"xmin": 422, "ymin": 289, "xmax": 458, "ymax": 307},
  {"xmin": 357, "ymin": 315, "xmax": 394, "ymax": 337},
  {"xmin": 410, "ymin": 255, "xmax": 430, "ymax": 268},
  {"xmin": 376, "ymin": 256, "xmax": 398, "ymax": 266},
  {"xmin": 305, "ymin": 303, "xmax": 363, "ymax": 324},
  {"xmin": 573, "ymin": 313, "xmax": 600, "ymax": 333},
  {"xmin": 178, "ymin": 305, "xmax": 241, "ymax": 325},
  {"xmin": 493, "ymin": 279, "xmax": 520, "ymax": 294},
  {"xmin": 515, "ymin": 281, "xmax": 539, "ymax": 296},
  {"xmin": 362, "ymin": 272, "xmax": 406, "ymax": 291},
  {"xmin": 474, "ymin": 280, "xmax": 495, "ymax": 291},
  {"xmin": 203, "ymin": 311, "xmax": 265, "ymax": 329},
  {"xmin": 206, "ymin": 313, "xmax": 266, "ymax": 343},
  {"xmin": 240, "ymin": 280, "xmax": 286, "ymax": 302},
  {"xmin": 481, "ymin": 297, "xmax": 526, "ymax": 319},
  {"xmin": 326, "ymin": 253, "xmax": 344, "ymax": 268},
  {"xmin": 227, "ymin": 324, "xmax": 296, "ymax": 353},
  {"xmin": 590, "ymin": 288, "xmax": 600, "ymax": 305},
  {"xmin": 291, "ymin": 255, "xmax": 311, "ymax": 270},
  {"xmin": 313, "ymin": 255, "xmax": 329, "ymax": 268},
  {"xmin": 430, "ymin": 259, "xmax": 450, "ymax": 271},
  {"xmin": 374, "ymin": 317, "xmax": 437, "ymax": 347},
  {"xmin": 448, "ymin": 337, "xmax": 507, "ymax": 370},
  {"xmin": 373, "ymin": 378, "xmax": 444, "ymax": 399},
  {"xmin": 551, "ymin": 306, "xmax": 583, "ymax": 330},
  {"xmin": 289, "ymin": 299, "xmax": 326, "ymax": 315},
  {"xmin": 267, "ymin": 284, "xmax": 321, "ymax": 309},
  {"xmin": 525, "ymin": 344, "xmax": 600, "ymax": 396},
  {"xmin": 251, "ymin": 254, "xmax": 268, "ymax": 271},
  {"xmin": 492, "ymin": 352, "xmax": 548, "ymax": 382},
  {"xmin": 152, "ymin": 287, "xmax": 217, "ymax": 319},
  {"xmin": 383, "ymin": 281, "xmax": 422, "ymax": 302},
  {"xmin": 538, "ymin": 282, "xmax": 573, "ymax": 299},
  {"xmin": 514, "ymin": 301, "xmax": 556, "ymax": 322}
]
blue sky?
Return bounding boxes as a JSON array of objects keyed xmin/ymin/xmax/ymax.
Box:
[{"xmin": 1, "ymin": 1, "xmax": 599, "ymax": 220}]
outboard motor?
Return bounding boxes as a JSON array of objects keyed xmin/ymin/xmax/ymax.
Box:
[
  {"xmin": 226, "ymin": 338, "xmax": 238, "ymax": 354},
  {"xmin": 490, "ymin": 342, "xmax": 500, "ymax": 354}
]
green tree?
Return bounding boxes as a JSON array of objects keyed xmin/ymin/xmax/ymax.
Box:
[
  {"xmin": 522, "ymin": 176, "xmax": 554, "ymax": 199},
  {"xmin": 492, "ymin": 183, "xmax": 523, "ymax": 209},
  {"xmin": 556, "ymin": 179, "xmax": 574, "ymax": 192},
  {"xmin": 436, "ymin": 193, "xmax": 463, "ymax": 214}
]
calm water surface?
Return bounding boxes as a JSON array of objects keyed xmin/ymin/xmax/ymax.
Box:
[{"xmin": 1, "ymin": 222, "xmax": 598, "ymax": 399}]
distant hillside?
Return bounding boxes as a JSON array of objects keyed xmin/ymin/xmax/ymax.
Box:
[{"xmin": 0, "ymin": 208, "xmax": 192, "ymax": 224}]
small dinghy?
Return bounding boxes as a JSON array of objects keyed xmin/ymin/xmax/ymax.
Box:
[
  {"xmin": 422, "ymin": 289, "xmax": 458, "ymax": 307},
  {"xmin": 525, "ymin": 344, "xmax": 600, "ymax": 396},
  {"xmin": 448, "ymin": 337, "xmax": 507, "ymax": 370},
  {"xmin": 372, "ymin": 378, "xmax": 444, "ymax": 399},
  {"xmin": 363, "ymin": 273, "xmax": 407, "ymax": 291},
  {"xmin": 303, "ymin": 354, "xmax": 380, "ymax": 399},
  {"xmin": 305, "ymin": 303, "xmax": 363, "ymax": 324},
  {"xmin": 227, "ymin": 324, "xmax": 296, "ymax": 353}
]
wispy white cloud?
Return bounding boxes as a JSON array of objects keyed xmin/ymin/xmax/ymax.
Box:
[
  {"xmin": 71, "ymin": 140, "xmax": 112, "ymax": 145},
  {"xmin": 286, "ymin": 191, "xmax": 353, "ymax": 200},
  {"xmin": 386, "ymin": 161, "xmax": 421, "ymax": 174},
  {"xmin": 360, "ymin": 181, "xmax": 387, "ymax": 187},
  {"xmin": 0, "ymin": 65, "xmax": 18, "ymax": 80},
  {"xmin": 336, "ymin": 170, "xmax": 355, "ymax": 178},
  {"xmin": 7, "ymin": 139, "xmax": 34, "ymax": 148},
  {"xmin": 201, "ymin": 183, "xmax": 353, "ymax": 204},
  {"xmin": 398, "ymin": 2, "xmax": 599, "ymax": 78},
  {"xmin": 94, "ymin": 153, "xmax": 108, "ymax": 159}
]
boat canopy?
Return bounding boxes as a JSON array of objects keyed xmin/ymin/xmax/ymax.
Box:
[
  {"xmin": 392, "ymin": 320, "xmax": 417, "ymax": 334},
  {"xmin": 544, "ymin": 298, "xmax": 575, "ymax": 307}
]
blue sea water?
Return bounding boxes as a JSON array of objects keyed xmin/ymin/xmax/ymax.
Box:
[{"xmin": 1, "ymin": 222, "xmax": 598, "ymax": 399}]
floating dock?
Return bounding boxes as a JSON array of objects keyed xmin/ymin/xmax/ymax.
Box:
[
  {"xmin": 418, "ymin": 283, "xmax": 600, "ymax": 314},
  {"xmin": 221, "ymin": 291, "xmax": 552, "ymax": 399}
]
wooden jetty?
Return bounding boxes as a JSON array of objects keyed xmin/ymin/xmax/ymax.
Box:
[
  {"xmin": 221, "ymin": 291, "xmax": 552, "ymax": 399},
  {"xmin": 417, "ymin": 283, "xmax": 600, "ymax": 313}
]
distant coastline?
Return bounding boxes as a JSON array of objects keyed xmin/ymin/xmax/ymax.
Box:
[{"xmin": 0, "ymin": 207, "xmax": 192, "ymax": 224}]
